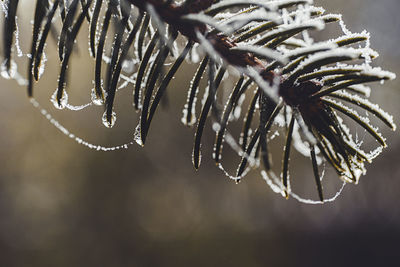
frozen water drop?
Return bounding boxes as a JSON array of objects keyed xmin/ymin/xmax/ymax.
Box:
[
  {"xmin": 1, "ymin": 60, "xmax": 17, "ymax": 79},
  {"xmin": 102, "ymin": 110, "xmax": 117, "ymax": 128},
  {"xmin": 212, "ymin": 122, "xmax": 221, "ymax": 132},
  {"xmin": 91, "ymin": 88, "xmax": 104, "ymax": 106},
  {"xmin": 50, "ymin": 89, "xmax": 68, "ymax": 110}
]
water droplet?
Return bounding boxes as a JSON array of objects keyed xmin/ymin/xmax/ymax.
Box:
[
  {"xmin": 102, "ymin": 110, "xmax": 117, "ymax": 128},
  {"xmin": 50, "ymin": 89, "xmax": 68, "ymax": 109}
]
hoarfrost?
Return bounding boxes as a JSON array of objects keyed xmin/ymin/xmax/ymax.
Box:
[
  {"xmin": 0, "ymin": 1, "xmax": 7, "ymax": 15},
  {"xmin": 36, "ymin": 52, "xmax": 47, "ymax": 80},
  {"xmin": 1, "ymin": 60, "xmax": 17, "ymax": 79},
  {"xmin": 30, "ymin": 99, "xmax": 136, "ymax": 151},
  {"xmin": 50, "ymin": 89, "xmax": 68, "ymax": 110},
  {"xmin": 91, "ymin": 88, "xmax": 105, "ymax": 106},
  {"xmin": 134, "ymin": 123, "xmax": 143, "ymax": 147},
  {"xmin": 14, "ymin": 16, "xmax": 23, "ymax": 57},
  {"xmin": 261, "ymin": 170, "xmax": 347, "ymax": 204},
  {"xmin": 66, "ymin": 101, "xmax": 92, "ymax": 111},
  {"xmin": 330, "ymin": 91, "xmax": 396, "ymax": 130},
  {"xmin": 1, "ymin": 0, "xmax": 394, "ymax": 205},
  {"xmin": 102, "ymin": 110, "xmax": 117, "ymax": 128}
]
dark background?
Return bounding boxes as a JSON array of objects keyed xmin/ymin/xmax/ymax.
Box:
[{"xmin": 0, "ymin": 0, "xmax": 399, "ymax": 266}]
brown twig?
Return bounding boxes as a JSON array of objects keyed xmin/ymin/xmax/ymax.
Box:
[{"xmin": 127, "ymin": 0, "xmax": 274, "ymax": 81}]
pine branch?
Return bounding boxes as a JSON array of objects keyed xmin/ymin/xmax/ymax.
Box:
[{"xmin": 1, "ymin": 0, "xmax": 397, "ymax": 203}]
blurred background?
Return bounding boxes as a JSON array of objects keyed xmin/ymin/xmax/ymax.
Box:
[{"xmin": 0, "ymin": 0, "xmax": 399, "ymax": 266}]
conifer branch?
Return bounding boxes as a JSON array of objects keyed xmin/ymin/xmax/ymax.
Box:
[{"xmin": 0, "ymin": 0, "xmax": 396, "ymax": 203}]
